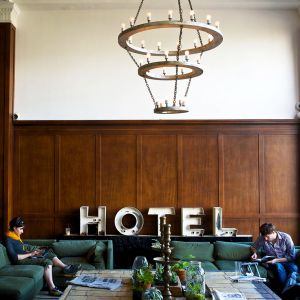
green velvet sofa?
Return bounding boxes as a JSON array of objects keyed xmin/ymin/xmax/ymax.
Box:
[
  {"xmin": 171, "ymin": 241, "xmax": 300, "ymax": 279},
  {"xmin": 0, "ymin": 243, "xmax": 44, "ymax": 300},
  {"xmin": 0, "ymin": 239, "xmax": 113, "ymax": 299}
]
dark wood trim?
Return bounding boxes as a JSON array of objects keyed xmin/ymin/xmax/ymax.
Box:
[
  {"xmin": 13, "ymin": 119, "xmax": 300, "ymax": 126},
  {"xmin": 0, "ymin": 23, "xmax": 15, "ymax": 236}
]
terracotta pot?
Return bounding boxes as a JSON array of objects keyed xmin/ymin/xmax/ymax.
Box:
[
  {"xmin": 143, "ymin": 283, "xmax": 152, "ymax": 290},
  {"xmin": 175, "ymin": 269, "xmax": 186, "ymax": 282}
]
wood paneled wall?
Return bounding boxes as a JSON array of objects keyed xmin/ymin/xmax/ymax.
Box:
[{"xmin": 13, "ymin": 120, "xmax": 300, "ymax": 243}]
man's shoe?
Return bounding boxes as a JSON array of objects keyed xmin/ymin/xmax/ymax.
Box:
[
  {"xmin": 49, "ymin": 287, "xmax": 63, "ymax": 297},
  {"xmin": 63, "ymin": 264, "xmax": 82, "ymax": 275}
]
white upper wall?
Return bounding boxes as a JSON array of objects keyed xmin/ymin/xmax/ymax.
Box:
[{"xmin": 11, "ymin": 2, "xmax": 300, "ymax": 119}]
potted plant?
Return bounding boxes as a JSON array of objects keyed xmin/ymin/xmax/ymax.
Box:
[
  {"xmin": 185, "ymin": 282, "xmax": 205, "ymax": 300},
  {"xmin": 154, "ymin": 264, "xmax": 178, "ymax": 286},
  {"xmin": 171, "ymin": 255, "xmax": 195, "ymax": 282},
  {"xmin": 133, "ymin": 265, "xmax": 154, "ymax": 291},
  {"xmin": 142, "ymin": 287, "xmax": 163, "ymax": 300}
]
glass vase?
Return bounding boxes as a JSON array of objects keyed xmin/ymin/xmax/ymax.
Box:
[{"xmin": 185, "ymin": 261, "xmax": 205, "ymax": 300}]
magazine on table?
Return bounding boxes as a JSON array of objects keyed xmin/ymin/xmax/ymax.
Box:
[
  {"xmin": 69, "ymin": 275, "xmax": 122, "ymax": 290},
  {"xmin": 229, "ymin": 275, "xmax": 266, "ymax": 282},
  {"xmin": 212, "ymin": 289, "xmax": 246, "ymax": 300}
]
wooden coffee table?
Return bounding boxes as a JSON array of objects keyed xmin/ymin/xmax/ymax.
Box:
[
  {"xmin": 61, "ymin": 270, "xmax": 281, "ymax": 299},
  {"xmin": 60, "ymin": 269, "xmax": 133, "ymax": 300},
  {"xmin": 205, "ymin": 272, "xmax": 281, "ymax": 299}
]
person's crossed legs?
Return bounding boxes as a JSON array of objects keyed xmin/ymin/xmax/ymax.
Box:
[{"xmin": 270, "ymin": 262, "xmax": 298, "ymax": 292}]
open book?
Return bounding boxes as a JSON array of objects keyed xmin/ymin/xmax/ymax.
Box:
[
  {"xmin": 253, "ymin": 255, "xmax": 275, "ymax": 263},
  {"xmin": 212, "ymin": 289, "xmax": 246, "ymax": 300}
]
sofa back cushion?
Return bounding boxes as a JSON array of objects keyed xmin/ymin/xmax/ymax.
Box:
[
  {"xmin": 214, "ymin": 241, "xmax": 251, "ymax": 261},
  {"xmin": 24, "ymin": 239, "xmax": 56, "ymax": 248},
  {"xmin": 295, "ymin": 248, "xmax": 300, "ymax": 268},
  {"xmin": 86, "ymin": 241, "xmax": 107, "ymax": 269},
  {"xmin": 52, "ymin": 240, "xmax": 96, "ymax": 257},
  {"xmin": 171, "ymin": 241, "xmax": 214, "ymax": 262},
  {"xmin": 0, "ymin": 244, "xmax": 11, "ymax": 268}
]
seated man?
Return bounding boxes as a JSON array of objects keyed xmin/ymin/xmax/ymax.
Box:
[
  {"xmin": 4, "ymin": 216, "xmax": 81, "ymax": 297},
  {"xmin": 251, "ymin": 223, "xmax": 298, "ymax": 294}
]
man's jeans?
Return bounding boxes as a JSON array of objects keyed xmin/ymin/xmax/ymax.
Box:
[{"xmin": 269, "ymin": 262, "xmax": 298, "ymax": 289}]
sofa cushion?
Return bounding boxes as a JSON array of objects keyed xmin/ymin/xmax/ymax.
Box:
[
  {"xmin": 214, "ymin": 241, "xmax": 251, "ymax": 261},
  {"xmin": 0, "ymin": 265, "xmax": 44, "ymax": 286},
  {"xmin": 86, "ymin": 241, "xmax": 107, "ymax": 269},
  {"xmin": 0, "ymin": 276, "xmax": 36, "ymax": 300},
  {"xmin": 295, "ymin": 248, "xmax": 300, "ymax": 268},
  {"xmin": 52, "ymin": 240, "xmax": 96, "ymax": 257},
  {"xmin": 214, "ymin": 260, "xmax": 268, "ymax": 278},
  {"xmin": 60, "ymin": 256, "xmax": 96, "ymax": 270},
  {"xmin": 200, "ymin": 261, "xmax": 219, "ymax": 272},
  {"xmin": 171, "ymin": 241, "xmax": 214, "ymax": 262},
  {"xmin": 23, "ymin": 239, "xmax": 56, "ymax": 248},
  {"xmin": 0, "ymin": 244, "xmax": 11, "ymax": 268}
]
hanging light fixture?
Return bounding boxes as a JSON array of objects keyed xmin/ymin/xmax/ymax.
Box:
[{"xmin": 118, "ymin": 0, "xmax": 223, "ymax": 114}]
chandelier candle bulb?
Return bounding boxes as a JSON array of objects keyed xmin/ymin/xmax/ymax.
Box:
[
  {"xmin": 128, "ymin": 36, "xmax": 132, "ymax": 44},
  {"xmin": 157, "ymin": 41, "xmax": 161, "ymax": 51},
  {"xmin": 206, "ymin": 14, "xmax": 212, "ymax": 24},
  {"xmin": 163, "ymin": 68, "xmax": 166, "ymax": 76},
  {"xmin": 164, "ymin": 50, "xmax": 169, "ymax": 61},
  {"xmin": 121, "ymin": 23, "xmax": 125, "ymax": 31},
  {"xmin": 181, "ymin": 68, "xmax": 184, "ymax": 75},
  {"xmin": 185, "ymin": 50, "xmax": 190, "ymax": 61},
  {"xmin": 193, "ymin": 39, "xmax": 197, "ymax": 48},
  {"xmin": 215, "ymin": 21, "xmax": 220, "ymax": 29},
  {"xmin": 190, "ymin": 10, "xmax": 195, "ymax": 21},
  {"xmin": 146, "ymin": 52, "xmax": 151, "ymax": 63},
  {"xmin": 165, "ymin": 100, "xmax": 169, "ymax": 107},
  {"xmin": 141, "ymin": 40, "xmax": 145, "ymax": 48},
  {"xmin": 179, "ymin": 100, "xmax": 182, "ymax": 106},
  {"xmin": 147, "ymin": 12, "xmax": 151, "ymax": 22},
  {"xmin": 168, "ymin": 10, "xmax": 173, "ymax": 20},
  {"xmin": 130, "ymin": 17, "xmax": 134, "ymax": 27}
]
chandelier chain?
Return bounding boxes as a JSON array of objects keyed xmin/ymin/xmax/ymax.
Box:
[
  {"xmin": 173, "ymin": 1, "xmax": 183, "ymax": 104},
  {"xmin": 134, "ymin": 0, "xmax": 145, "ymax": 25},
  {"xmin": 143, "ymin": 78, "xmax": 156, "ymax": 105},
  {"xmin": 178, "ymin": 0, "xmax": 183, "ymax": 22},
  {"xmin": 184, "ymin": 78, "xmax": 192, "ymax": 97},
  {"xmin": 127, "ymin": 50, "xmax": 156, "ymax": 104},
  {"xmin": 173, "ymin": 25, "xmax": 183, "ymax": 104},
  {"xmin": 187, "ymin": 0, "xmax": 204, "ymax": 48},
  {"xmin": 127, "ymin": 50, "xmax": 139, "ymax": 68}
]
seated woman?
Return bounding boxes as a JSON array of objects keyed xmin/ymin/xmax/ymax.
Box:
[{"xmin": 4, "ymin": 216, "xmax": 81, "ymax": 297}]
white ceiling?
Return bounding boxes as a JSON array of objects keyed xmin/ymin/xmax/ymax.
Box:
[{"xmin": 7, "ymin": 0, "xmax": 300, "ymax": 10}]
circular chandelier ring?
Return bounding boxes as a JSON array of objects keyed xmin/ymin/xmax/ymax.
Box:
[
  {"xmin": 118, "ymin": 20, "xmax": 223, "ymax": 56},
  {"xmin": 138, "ymin": 61, "xmax": 203, "ymax": 80}
]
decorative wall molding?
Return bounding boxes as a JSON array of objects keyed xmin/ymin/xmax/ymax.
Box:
[{"xmin": 0, "ymin": 2, "xmax": 19, "ymax": 26}]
